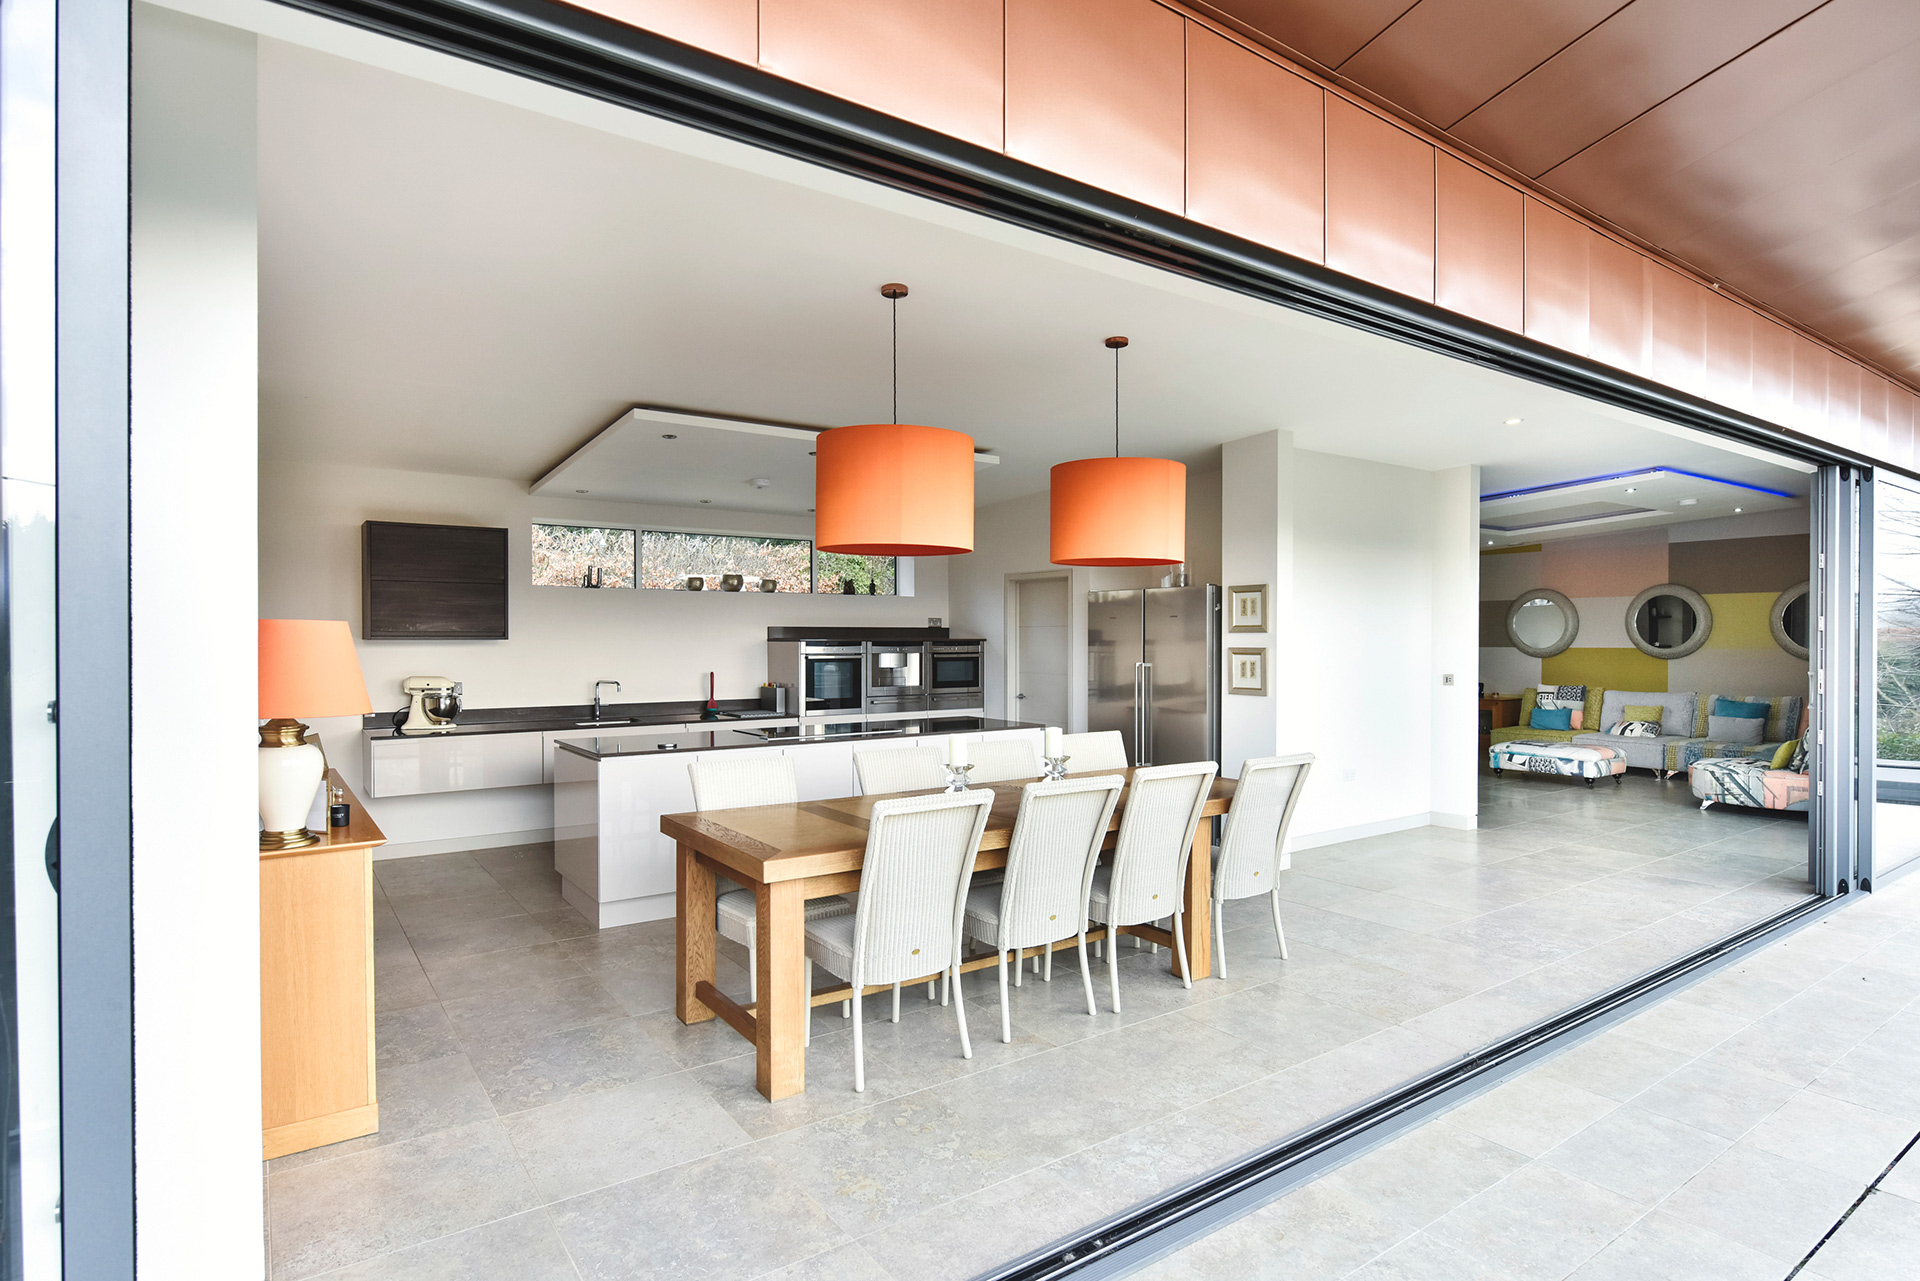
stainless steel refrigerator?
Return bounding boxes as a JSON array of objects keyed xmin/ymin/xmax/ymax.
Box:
[{"xmin": 1087, "ymin": 585, "xmax": 1221, "ymax": 767}]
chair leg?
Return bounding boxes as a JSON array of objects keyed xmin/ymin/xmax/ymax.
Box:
[
  {"xmin": 852, "ymin": 987, "xmax": 865, "ymax": 1092},
  {"xmin": 1108, "ymin": 929, "xmax": 1123, "ymax": 1015},
  {"xmin": 927, "ymin": 980, "xmax": 936, "ymax": 1002},
  {"xmin": 1172, "ymin": 908, "xmax": 1191, "ymax": 990},
  {"xmin": 1077, "ymin": 932, "xmax": 1097, "ymax": 1016},
  {"xmin": 842, "ymin": 1000, "xmax": 850, "ymax": 1018},
  {"xmin": 891, "ymin": 981, "xmax": 901, "ymax": 1023},
  {"xmin": 1014, "ymin": 951, "xmax": 1023, "ymax": 988},
  {"xmin": 1270, "ymin": 890, "xmax": 1289, "ymax": 960},
  {"xmin": 953, "ymin": 965, "xmax": 972, "ymax": 1060},
  {"xmin": 1043, "ymin": 945, "xmax": 1052, "ymax": 983},
  {"xmin": 1213, "ymin": 898, "xmax": 1227, "ymax": 980},
  {"xmin": 997, "ymin": 950, "xmax": 1011, "ymax": 1044},
  {"xmin": 941, "ymin": 970, "xmax": 950, "ymax": 1006}
]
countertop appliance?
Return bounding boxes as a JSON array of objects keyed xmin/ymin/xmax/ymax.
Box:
[
  {"xmin": 864, "ymin": 642, "xmax": 927, "ymax": 714},
  {"xmin": 1087, "ymin": 585, "xmax": 1219, "ymax": 767},
  {"xmin": 398, "ymin": 676, "xmax": 462, "ymax": 733}
]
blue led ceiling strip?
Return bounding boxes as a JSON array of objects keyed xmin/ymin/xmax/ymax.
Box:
[{"xmin": 1481, "ymin": 466, "xmax": 1798, "ymax": 503}]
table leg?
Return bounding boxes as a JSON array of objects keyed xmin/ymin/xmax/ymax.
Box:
[
  {"xmin": 756, "ymin": 878, "xmax": 806, "ymax": 1101},
  {"xmin": 674, "ymin": 843, "xmax": 715, "ymax": 1024},
  {"xmin": 1178, "ymin": 819, "xmax": 1212, "ymax": 981}
]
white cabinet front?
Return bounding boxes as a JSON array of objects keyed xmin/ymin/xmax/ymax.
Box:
[{"xmin": 367, "ymin": 732, "xmax": 544, "ymax": 798}]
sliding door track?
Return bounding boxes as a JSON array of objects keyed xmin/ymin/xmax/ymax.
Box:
[{"xmin": 982, "ymin": 888, "xmax": 1846, "ymax": 1281}]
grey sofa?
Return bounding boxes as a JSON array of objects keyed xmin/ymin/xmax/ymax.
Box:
[{"xmin": 1570, "ymin": 690, "xmax": 1699, "ymax": 775}]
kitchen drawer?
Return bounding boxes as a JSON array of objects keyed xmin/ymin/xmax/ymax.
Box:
[{"xmin": 366, "ymin": 731, "xmax": 544, "ymax": 798}]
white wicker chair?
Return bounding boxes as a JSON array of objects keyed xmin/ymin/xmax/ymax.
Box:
[
  {"xmin": 962, "ymin": 775, "xmax": 1124, "ymax": 1039},
  {"xmin": 690, "ymin": 754, "xmax": 853, "ymax": 1007},
  {"xmin": 967, "ymin": 738, "xmax": 1042, "ymax": 784},
  {"xmin": 854, "ymin": 745, "xmax": 947, "ymax": 796},
  {"xmin": 1211, "ymin": 754, "xmax": 1313, "ymax": 977},
  {"xmin": 1082, "ymin": 761, "xmax": 1218, "ymax": 1011},
  {"xmin": 1060, "ymin": 730, "xmax": 1131, "ymax": 772},
  {"xmin": 803, "ymin": 788, "xmax": 995, "ymax": 1091}
]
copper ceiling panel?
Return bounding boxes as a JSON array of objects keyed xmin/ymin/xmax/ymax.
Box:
[
  {"xmin": 1005, "ymin": 0, "xmax": 1187, "ymax": 214},
  {"xmin": 1197, "ymin": 0, "xmax": 1416, "ymax": 69},
  {"xmin": 1750, "ymin": 315, "xmax": 1796, "ymax": 428},
  {"xmin": 1702, "ymin": 289, "xmax": 1753, "ymax": 415},
  {"xmin": 1337, "ymin": 0, "xmax": 1627, "ymax": 131},
  {"xmin": 1523, "ymin": 198, "xmax": 1589, "ymax": 355},
  {"xmin": 759, "ymin": 0, "xmax": 1006, "ymax": 151},
  {"xmin": 1649, "ymin": 264, "xmax": 1705, "ymax": 396},
  {"xmin": 1449, "ymin": 0, "xmax": 1824, "ymax": 178},
  {"xmin": 1324, "ymin": 97, "xmax": 1435, "ymax": 301},
  {"xmin": 564, "ymin": 0, "xmax": 757, "ymax": 63},
  {"xmin": 1186, "ymin": 27, "xmax": 1326, "ymax": 263},
  {"xmin": 1587, "ymin": 231, "xmax": 1649, "ymax": 375},
  {"xmin": 1434, "ymin": 154, "xmax": 1522, "ymax": 331}
]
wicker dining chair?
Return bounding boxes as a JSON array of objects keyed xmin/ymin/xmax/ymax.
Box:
[
  {"xmin": 1212, "ymin": 753, "xmax": 1313, "ymax": 977},
  {"xmin": 966, "ymin": 738, "xmax": 1043, "ymax": 784},
  {"xmin": 961, "ymin": 775, "xmax": 1125, "ymax": 1039},
  {"xmin": 1081, "ymin": 760, "xmax": 1218, "ymax": 1012},
  {"xmin": 802, "ymin": 788, "xmax": 995, "ymax": 1091},
  {"xmin": 853, "ymin": 745, "xmax": 947, "ymax": 795},
  {"xmin": 1059, "ymin": 730, "xmax": 1131, "ymax": 771},
  {"xmin": 689, "ymin": 754, "xmax": 852, "ymax": 1010}
]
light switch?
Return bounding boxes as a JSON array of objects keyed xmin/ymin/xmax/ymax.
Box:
[{"xmin": 1442, "ymin": 674, "xmax": 1455, "ymax": 686}]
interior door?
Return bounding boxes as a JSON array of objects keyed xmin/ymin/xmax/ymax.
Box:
[
  {"xmin": 1014, "ymin": 576, "xmax": 1069, "ymax": 728},
  {"xmin": 1087, "ymin": 590, "xmax": 1142, "ymax": 763},
  {"xmin": 1143, "ymin": 585, "xmax": 1215, "ymax": 766}
]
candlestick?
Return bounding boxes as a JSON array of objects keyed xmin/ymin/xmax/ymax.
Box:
[
  {"xmin": 1042, "ymin": 754, "xmax": 1070, "ymax": 781},
  {"xmin": 943, "ymin": 762, "xmax": 974, "ymax": 793}
]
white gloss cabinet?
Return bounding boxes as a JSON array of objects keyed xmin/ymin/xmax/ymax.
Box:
[{"xmin": 365, "ymin": 731, "xmax": 544, "ymax": 798}]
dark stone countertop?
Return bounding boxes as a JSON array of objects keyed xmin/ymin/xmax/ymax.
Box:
[
  {"xmin": 554, "ymin": 717, "xmax": 1038, "ymax": 761},
  {"xmin": 361, "ymin": 699, "xmax": 790, "ymax": 741}
]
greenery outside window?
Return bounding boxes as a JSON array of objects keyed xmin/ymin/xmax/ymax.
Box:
[
  {"xmin": 814, "ymin": 550, "xmax": 897, "ymax": 596},
  {"xmin": 532, "ymin": 523, "xmax": 635, "ymax": 588},
  {"xmin": 641, "ymin": 530, "xmax": 813, "ymax": 592}
]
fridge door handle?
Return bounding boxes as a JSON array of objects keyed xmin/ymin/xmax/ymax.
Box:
[
  {"xmin": 1140, "ymin": 661, "xmax": 1154, "ymax": 765},
  {"xmin": 1133, "ymin": 662, "xmax": 1146, "ymax": 765}
]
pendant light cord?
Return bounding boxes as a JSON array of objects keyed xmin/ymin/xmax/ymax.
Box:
[
  {"xmin": 1113, "ymin": 343, "xmax": 1121, "ymax": 458},
  {"xmin": 891, "ymin": 291, "xmax": 899, "ymax": 425}
]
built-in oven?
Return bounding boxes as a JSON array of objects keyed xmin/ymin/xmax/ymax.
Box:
[
  {"xmin": 800, "ymin": 644, "xmax": 864, "ymax": 715},
  {"xmin": 864, "ymin": 643, "xmax": 928, "ymax": 714},
  {"xmin": 928, "ymin": 642, "xmax": 984, "ymax": 696}
]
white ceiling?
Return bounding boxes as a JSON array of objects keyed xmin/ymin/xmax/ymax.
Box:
[{"xmin": 255, "ymin": 34, "xmax": 1814, "ymax": 520}]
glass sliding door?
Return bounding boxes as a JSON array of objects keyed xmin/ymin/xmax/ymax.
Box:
[{"xmin": 1871, "ymin": 474, "xmax": 1920, "ymax": 878}]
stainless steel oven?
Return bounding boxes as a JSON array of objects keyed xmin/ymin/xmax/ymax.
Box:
[
  {"xmin": 798, "ymin": 644, "xmax": 864, "ymax": 714},
  {"xmin": 864, "ymin": 643, "xmax": 928, "ymax": 713},
  {"xmin": 928, "ymin": 642, "xmax": 984, "ymax": 696}
]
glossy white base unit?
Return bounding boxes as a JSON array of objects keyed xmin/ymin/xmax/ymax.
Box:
[
  {"xmin": 366, "ymin": 731, "xmax": 543, "ymax": 798},
  {"xmin": 553, "ymin": 726, "xmax": 1043, "ymax": 929}
]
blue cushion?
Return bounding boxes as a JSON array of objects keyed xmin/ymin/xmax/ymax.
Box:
[
  {"xmin": 1531, "ymin": 707, "xmax": 1573, "ymax": 731},
  {"xmin": 1712, "ymin": 697, "xmax": 1769, "ymax": 720}
]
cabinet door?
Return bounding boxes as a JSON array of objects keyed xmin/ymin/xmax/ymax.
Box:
[{"xmin": 367, "ymin": 732, "xmax": 543, "ymax": 798}]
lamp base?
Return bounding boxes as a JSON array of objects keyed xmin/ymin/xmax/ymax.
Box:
[
  {"xmin": 261, "ymin": 717, "xmax": 325, "ymax": 852},
  {"xmin": 260, "ymin": 827, "xmax": 321, "ymax": 852}
]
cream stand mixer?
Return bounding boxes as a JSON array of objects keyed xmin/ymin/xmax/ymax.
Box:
[{"xmin": 400, "ymin": 676, "xmax": 462, "ymax": 732}]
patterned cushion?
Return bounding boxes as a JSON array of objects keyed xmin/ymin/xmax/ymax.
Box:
[
  {"xmin": 1609, "ymin": 720, "xmax": 1661, "ymax": 737},
  {"xmin": 1535, "ymin": 685, "xmax": 1587, "ymax": 730},
  {"xmin": 1600, "ymin": 690, "xmax": 1697, "ymax": 739},
  {"xmin": 1788, "ymin": 738, "xmax": 1809, "ymax": 772}
]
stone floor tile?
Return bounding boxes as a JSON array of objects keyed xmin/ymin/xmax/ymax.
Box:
[
  {"xmin": 1659, "ymin": 1142, "xmax": 1863, "ymax": 1264},
  {"xmin": 266, "ymin": 1119, "xmax": 539, "ymax": 1280},
  {"xmin": 1614, "ymin": 998, "xmax": 1751, "ymax": 1059},
  {"xmin": 1044, "ymin": 1110, "xmax": 1243, "ymax": 1219},
  {"xmin": 1422, "ymin": 1163, "xmax": 1643, "ymax": 1278},
  {"xmin": 269, "ymin": 1052, "xmax": 497, "ymax": 1175},
  {"xmin": 1134, "ymin": 1178, "xmax": 1408, "ymax": 1281},
  {"xmin": 1562, "ymin": 1208, "xmax": 1785, "ymax": 1281},
  {"xmin": 375, "ymin": 1000, "xmax": 460, "ymax": 1070},
  {"xmin": 443, "ymin": 975, "xmax": 626, "ymax": 1051},
  {"xmin": 503, "ymin": 1069, "xmax": 751, "ymax": 1201},
  {"xmin": 751, "ymin": 1241, "xmax": 892, "ymax": 1281},
  {"xmin": 1634, "ymin": 1058, "xmax": 1800, "ymax": 1141},
  {"xmin": 549, "ymin": 1145, "xmax": 847, "ymax": 1281},
  {"xmin": 388, "ymin": 887, "xmax": 528, "ymax": 933},
  {"xmin": 1321, "ymin": 1119, "xmax": 1529, "ymax": 1233},
  {"xmin": 406, "ymin": 913, "xmax": 565, "ymax": 965},
  {"xmin": 374, "ymin": 955, "xmax": 439, "ymax": 1013},
  {"xmin": 1340, "ymin": 1230, "xmax": 1515, "ymax": 1280},
  {"xmin": 1538, "ymin": 1104, "xmax": 1730, "ymax": 1205},
  {"xmin": 1804, "ymin": 1188, "xmax": 1920, "ymax": 1279},
  {"xmin": 1532, "ymin": 1028, "xmax": 1692, "ymax": 1101},
  {"xmin": 1442, "ymin": 1073, "xmax": 1619, "ymax": 1158},
  {"xmin": 301, "ymin": 1209, "xmax": 577, "ymax": 1281},
  {"xmin": 373, "ymin": 853, "xmax": 497, "ymax": 904},
  {"xmin": 467, "ymin": 1012, "xmax": 682, "ymax": 1115},
  {"xmin": 1744, "ymin": 1089, "xmax": 1916, "ymax": 1183},
  {"xmin": 1878, "ymin": 1149, "xmax": 1920, "ymax": 1202},
  {"xmin": 855, "ymin": 1165, "xmax": 1108, "ymax": 1281},
  {"xmin": 420, "ymin": 939, "xmax": 590, "ymax": 1004}
]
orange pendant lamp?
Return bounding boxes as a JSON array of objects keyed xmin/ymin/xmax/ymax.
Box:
[
  {"xmin": 814, "ymin": 283, "xmax": 975, "ymax": 556},
  {"xmin": 1051, "ymin": 337, "xmax": 1186, "ymax": 566}
]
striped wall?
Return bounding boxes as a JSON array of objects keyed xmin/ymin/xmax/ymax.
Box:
[
  {"xmin": 564, "ymin": 0, "xmax": 1920, "ymax": 471},
  {"xmin": 1479, "ymin": 516, "xmax": 1809, "ymax": 706}
]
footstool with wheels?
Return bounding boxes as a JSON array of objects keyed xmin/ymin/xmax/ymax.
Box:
[{"xmin": 1490, "ymin": 739, "xmax": 1627, "ymax": 787}]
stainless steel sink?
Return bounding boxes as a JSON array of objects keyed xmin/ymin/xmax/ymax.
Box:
[{"xmin": 573, "ymin": 719, "xmax": 636, "ymax": 727}]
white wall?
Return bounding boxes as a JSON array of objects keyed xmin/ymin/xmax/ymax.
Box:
[
  {"xmin": 1221, "ymin": 432, "xmax": 1291, "ymax": 776},
  {"xmin": 262, "ymin": 458, "xmax": 948, "ymax": 850},
  {"xmin": 1430, "ymin": 466, "xmax": 1481, "ymax": 825},
  {"xmin": 132, "ymin": 5, "xmax": 262, "ymax": 1274}
]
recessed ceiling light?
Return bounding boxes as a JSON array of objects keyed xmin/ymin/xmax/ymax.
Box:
[
  {"xmin": 661, "ymin": 433, "xmax": 677, "ymax": 439},
  {"xmin": 1486, "ymin": 540, "xmax": 1495, "ymax": 546},
  {"xmin": 1504, "ymin": 418, "xmax": 1523, "ymax": 425},
  {"xmin": 699, "ymin": 499, "xmax": 712, "ymax": 504},
  {"xmin": 1624, "ymin": 487, "xmax": 1637, "ymax": 493},
  {"xmin": 1733, "ymin": 507, "xmax": 1742, "ymax": 513},
  {"xmin": 575, "ymin": 489, "xmax": 588, "ymax": 494},
  {"xmin": 1679, "ymin": 498, "xmax": 1698, "ymax": 506},
  {"xmin": 807, "ymin": 507, "xmax": 815, "ymax": 513}
]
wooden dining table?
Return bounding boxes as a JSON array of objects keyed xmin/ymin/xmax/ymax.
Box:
[{"xmin": 665, "ymin": 769, "xmax": 1237, "ymax": 1101}]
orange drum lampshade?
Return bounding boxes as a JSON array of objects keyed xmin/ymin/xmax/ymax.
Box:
[
  {"xmin": 259, "ymin": 619, "xmax": 373, "ymax": 720},
  {"xmin": 1050, "ymin": 457, "xmax": 1187, "ymax": 566},
  {"xmin": 814, "ymin": 421, "xmax": 975, "ymax": 556}
]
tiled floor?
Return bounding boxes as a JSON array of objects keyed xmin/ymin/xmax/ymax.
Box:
[
  {"xmin": 1138, "ymin": 858, "xmax": 1920, "ymax": 1280},
  {"xmin": 265, "ymin": 772, "xmax": 1812, "ymax": 1280}
]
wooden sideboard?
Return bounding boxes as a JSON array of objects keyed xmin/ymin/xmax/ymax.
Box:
[
  {"xmin": 1478, "ymin": 695, "xmax": 1523, "ymax": 757},
  {"xmin": 260, "ymin": 769, "xmax": 386, "ymax": 1159}
]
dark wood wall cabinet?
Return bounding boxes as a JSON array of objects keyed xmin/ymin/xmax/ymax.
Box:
[{"xmin": 362, "ymin": 521, "xmax": 509, "ymax": 639}]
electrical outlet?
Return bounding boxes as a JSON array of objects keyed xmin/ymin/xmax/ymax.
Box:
[
  {"xmin": 1342, "ymin": 769, "xmax": 1357, "ymax": 783},
  {"xmin": 928, "ymin": 617, "xmax": 943, "ymax": 626},
  {"xmin": 1442, "ymin": 673, "xmax": 1455, "ymax": 686}
]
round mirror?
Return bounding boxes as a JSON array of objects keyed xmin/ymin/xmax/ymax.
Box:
[
  {"xmin": 1771, "ymin": 581, "xmax": 1810, "ymax": 660},
  {"xmin": 1505, "ymin": 588, "xmax": 1579, "ymax": 658},
  {"xmin": 1626, "ymin": 584, "xmax": 1712, "ymax": 659}
]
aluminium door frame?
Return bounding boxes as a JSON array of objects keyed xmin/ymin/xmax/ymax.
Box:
[{"xmin": 66, "ymin": 0, "xmax": 1883, "ymax": 1274}]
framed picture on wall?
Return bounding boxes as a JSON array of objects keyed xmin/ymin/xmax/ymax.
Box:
[
  {"xmin": 1227, "ymin": 584, "xmax": 1268, "ymax": 632},
  {"xmin": 1227, "ymin": 647, "xmax": 1268, "ymax": 696}
]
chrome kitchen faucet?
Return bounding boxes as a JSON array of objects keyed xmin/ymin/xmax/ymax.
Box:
[{"xmin": 594, "ymin": 679, "xmax": 620, "ymax": 719}]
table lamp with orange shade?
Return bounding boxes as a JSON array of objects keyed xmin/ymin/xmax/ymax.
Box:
[{"xmin": 259, "ymin": 619, "xmax": 372, "ymax": 851}]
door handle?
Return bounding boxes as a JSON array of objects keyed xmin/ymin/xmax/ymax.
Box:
[
  {"xmin": 1015, "ymin": 692, "xmax": 1026, "ymax": 699},
  {"xmin": 1140, "ymin": 661, "xmax": 1154, "ymax": 765}
]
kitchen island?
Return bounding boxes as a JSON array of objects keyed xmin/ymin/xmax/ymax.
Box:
[{"xmin": 552, "ymin": 717, "xmax": 1043, "ymax": 927}]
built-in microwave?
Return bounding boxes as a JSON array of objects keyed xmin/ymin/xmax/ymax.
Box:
[
  {"xmin": 928, "ymin": 642, "xmax": 984, "ymax": 695},
  {"xmin": 800, "ymin": 644, "xmax": 864, "ymax": 714}
]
